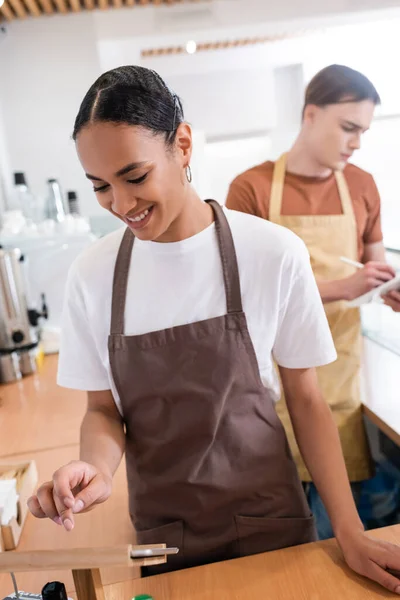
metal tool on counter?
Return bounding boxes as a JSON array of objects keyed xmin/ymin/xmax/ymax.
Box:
[
  {"xmin": 0, "ymin": 247, "xmax": 48, "ymax": 384},
  {"xmin": 130, "ymin": 547, "xmax": 179, "ymax": 558}
]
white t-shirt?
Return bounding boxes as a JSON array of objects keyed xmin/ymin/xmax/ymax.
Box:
[{"xmin": 58, "ymin": 207, "xmax": 337, "ymax": 414}]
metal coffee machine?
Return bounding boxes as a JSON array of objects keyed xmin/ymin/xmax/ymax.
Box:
[{"xmin": 0, "ymin": 247, "xmax": 48, "ymax": 384}]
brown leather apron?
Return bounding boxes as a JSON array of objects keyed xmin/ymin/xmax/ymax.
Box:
[{"xmin": 108, "ymin": 199, "xmax": 316, "ymax": 575}]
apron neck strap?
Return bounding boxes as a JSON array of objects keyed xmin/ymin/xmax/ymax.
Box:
[
  {"xmin": 110, "ymin": 201, "xmax": 243, "ymax": 335},
  {"xmin": 111, "ymin": 227, "xmax": 135, "ymax": 336},
  {"xmin": 269, "ymin": 152, "xmax": 355, "ymax": 221},
  {"xmin": 334, "ymin": 169, "xmax": 355, "ymax": 218},
  {"xmin": 206, "ymin": 200, "xmax": 243, "ymax": 314},
  {"xmin": 269, "ymin": 153, "xmax": 287, "ymax": 222}
]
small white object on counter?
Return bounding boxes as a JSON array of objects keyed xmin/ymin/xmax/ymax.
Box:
[
  {"xmin": 40, "ymin": 325, "xmax": 61, "ymax": 355},
  {"xmin": 0, "ymin": 479, "xmax": 18, "ymax": 526}
]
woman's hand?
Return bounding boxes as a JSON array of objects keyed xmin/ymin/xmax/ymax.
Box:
[
  {"xmin": 27, "ymin": 460, "xmax": 112, "ymax": 531},
  {"xmin": 338, "ymin": 529, "xmax": 400, "ymax": 594}
]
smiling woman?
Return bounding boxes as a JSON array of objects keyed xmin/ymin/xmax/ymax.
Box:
[{"xmin": 72, "ymin": 66, "xmax": 210, "ymax": 242}]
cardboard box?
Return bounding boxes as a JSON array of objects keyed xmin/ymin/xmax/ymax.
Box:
[{"xmin": 0, "ymin": 460, "xmax": 38, "ymax": 551}]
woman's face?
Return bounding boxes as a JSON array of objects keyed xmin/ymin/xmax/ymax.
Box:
[{"xmin": 76, "ymin": 122, "xmax": 192, "ymax": 241}]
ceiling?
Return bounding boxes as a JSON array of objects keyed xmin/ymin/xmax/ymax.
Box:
[
  {"xmin": 140, "ymin": 29, "xmax": 316, "ymax": 57},
  {"xmin": 0, "ymin": 0, "xmax": 195, "ymax": 22}
]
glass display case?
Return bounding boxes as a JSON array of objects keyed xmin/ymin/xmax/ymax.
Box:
[{"xmin": 362, "ymin": 303, "xmax": 400, "ymax": 356}]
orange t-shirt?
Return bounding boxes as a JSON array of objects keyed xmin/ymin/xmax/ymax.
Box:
[{"xmin": 225, "ymin": 162, "xmax": 383, "ymax": 261}]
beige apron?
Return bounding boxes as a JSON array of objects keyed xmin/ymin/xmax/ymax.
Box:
[{"xmin": 270, "ymin": 153, "xmax": 372, "ymax": 482}]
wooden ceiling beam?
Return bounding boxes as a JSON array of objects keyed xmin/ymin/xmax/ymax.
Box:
[
  {"xmin": 7, "ymin": 0, "xmax": 27, "ymax": 19},
  {"xmin": 36, "ymin": 0, "xmax": 54, "ymax": 14},
  {"xmin": 0, "ymin": 2, "xmax": 15, "ymax": 19},
  {"xmin": 24, "ymin": 0, "xmax": 41, "ymax": 16},
  {"xmin": 0, "ymin": 0, "xmax": 195, "ymax": 20},
  {"xmin": 68, "ymin": 0, "xmax": 81, "ymax": 11},
  {"xmin": 53, "ymin": 0, "xmax": 68, "ymax": 13}
]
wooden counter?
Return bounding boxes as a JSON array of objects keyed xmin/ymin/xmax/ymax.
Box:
[
  {"xmin": 0, "ymin": 355, "xmax": 85, "ymax": 457},
  {"xmin": 0, "ymin": 356, "xmax": 136, "ymax": 598},
  {"xmin": 1, "ymin": 351, "xmax": 400, "ymax": 599},
  {"xmin": 103, "ymin": 524, "xmax": 400, "ymax": 600}
]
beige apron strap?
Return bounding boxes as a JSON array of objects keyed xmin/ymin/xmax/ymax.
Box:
[
  {"xmin": 206, "ymin": 200, "xmax": 243, "ymax": 314},
  {"xmin": 269, "ymin": 153, "xmax": 287, "ymax": 222},
  {"xmin": 110, "ymin": 228, "xmax": 135, "ymax": 335},
  {"xmin": 334, "ymin": 170, "xmax": 356, "ymax": 221},
  {"xmin": 334, "ymin": 170, "xmax": 357, "ymax": 259}
]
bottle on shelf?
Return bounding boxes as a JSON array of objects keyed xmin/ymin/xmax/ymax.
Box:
[
  {"xmin": 44, "ymin": 179, "xmax": 66, "ymax": 223},
  {"xmin": 67, "ymin": 190, "xmax": 80, "ymax": 216},
  {"xmin": 13, "ymin": 172, "xmax": 38, "ymax": 224}
]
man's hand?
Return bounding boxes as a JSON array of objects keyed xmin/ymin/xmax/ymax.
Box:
[
  {"xmin": 383, "ymin": 289, "xmax": 400, "ymax": 312},
  {"xmin": 343, "ymin": 261, "xmax": 395, "ymax": 301}
]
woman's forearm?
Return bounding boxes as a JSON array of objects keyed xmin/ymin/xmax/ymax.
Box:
[
  {"xmin": 80, "ymin": 407, "xmax": 125, "ymax": 480},
  {"xmin": 281, "ymin": 367, "xmax": 363, "ymax": 542},
  {"xmin": 291, "ymin": 398, "xmax": 363, "ymax": 539}
]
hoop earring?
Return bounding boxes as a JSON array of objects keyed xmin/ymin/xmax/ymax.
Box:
[{"xmin": 186, "ymin": 165, "xmax": 192, "ymax": 183}]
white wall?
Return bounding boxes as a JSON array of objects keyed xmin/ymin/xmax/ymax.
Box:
[
  {"xmin": 0, "ymin": 13, "xmax": 102, "ymax": 217},
  {"xmin": 165, "ymin": 68, "xmax": 276, "ymax": 139},
  {"xmin": 0, "ymin": 93, "xmax": 12, "ymax": 216},
  {"xmin": 202, "ymin": 135, "xmax": 271, "ymax": 202},
  {"xmin": 352, "ymin": 117, "xmax": 400, "ymax": 250},
  {"xmin": 1, "ymin": 2, "xmax": 400, "ymax": 226}
]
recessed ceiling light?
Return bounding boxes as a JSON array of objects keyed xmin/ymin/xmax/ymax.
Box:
[{"xmin": 186, "ymin": 40, "xmax": 197, "ymax": 54}]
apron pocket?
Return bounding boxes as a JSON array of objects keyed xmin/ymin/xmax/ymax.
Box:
[
  {"xmin": 136, "ymin": 520, "xmax": 184, "ymax": 555},
  {"xmin": 235, "ymin": 514, "xmax": 316, "ymax": 557}
]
